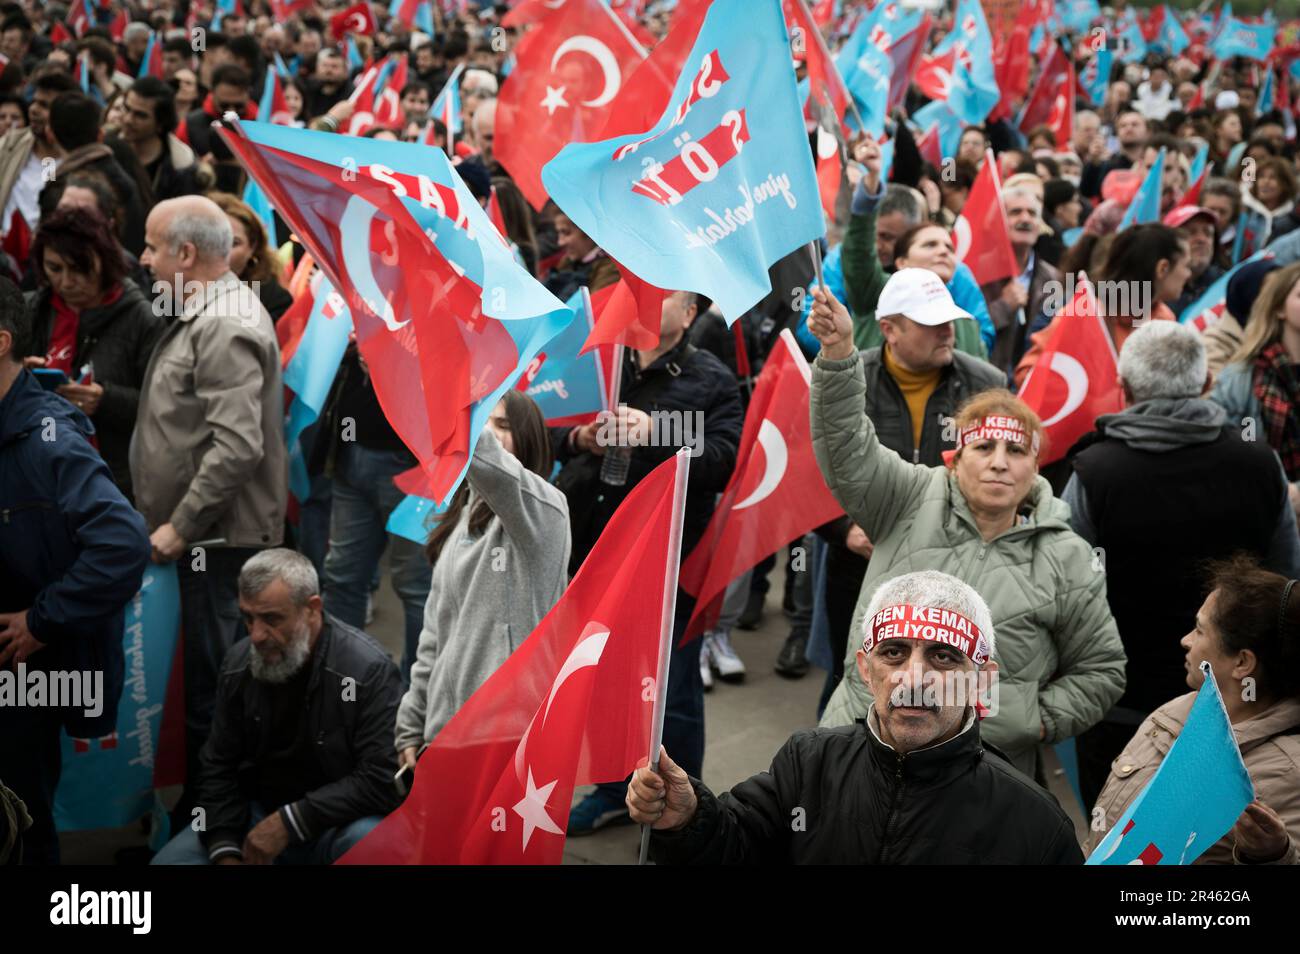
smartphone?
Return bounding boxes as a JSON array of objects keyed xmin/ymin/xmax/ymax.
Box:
[
  {"xmin": 394, "ymin": 762, "xmax": 415, "ymax": 798},
  {"xmin": 32, "ymin": 368, "xmax": 70, "ymax": 391}
]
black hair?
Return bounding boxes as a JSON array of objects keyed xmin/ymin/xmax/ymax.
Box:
[
  {"xmin": 129, "ymin": 76, "xmax": 177, "ymax": 136},
  {"xmin": 49, "ymin": 90, "xmax": 101, "ymax": 151},
  {"xmin": 1205, "ymin": 554, "xmax": 1300, "ymax": 700},
  {"xmin": 1100, "ymin": 223, "xmax": 1186, "ymax": 288},
  {"xmin": 163, "ymin": 36, "xmax": 193, "ymax": 57},
  {"xmin": 0, "ymin": 91, "xmax": 25, "ymax": 123},
  {"xmin": 227, "ymin": 34, "xmax": 263, "ymax": 79},
  {"xmin": 32, "ymin": 69, "xmax": 78, "ymax": 96},
  {"xmin": 211, "ymin": 63, "xmax": 252, "ymax": 92},
  {"xmin": 400, "ymin": 80, "xmax": 432, "ymax": 100}
]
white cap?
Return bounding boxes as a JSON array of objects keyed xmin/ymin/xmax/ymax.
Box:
[
  {"xmin": 876, "ymin": 268, "xmax": 972, "ymax": 327},
  {"xmin": 1215, "ymin": 90, "xmax": 1240, "ymax": 110}
]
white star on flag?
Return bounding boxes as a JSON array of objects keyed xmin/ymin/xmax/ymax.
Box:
[
  {"xmin": 513, "ymin": 768, "xmax": 564, "ymax": 851},
  {"xmin": 540, "ymin": 85, "xmax": 569, "ymax": 116}
]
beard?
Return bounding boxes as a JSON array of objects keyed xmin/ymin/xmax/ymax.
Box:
[{"xmin": 249, "ymin": 620, "xmax": 313, "ymax": 683}]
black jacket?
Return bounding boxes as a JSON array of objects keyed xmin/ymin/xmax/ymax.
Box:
[
  {"xmin": 25, "ymin": 279, "xmax": 166, "ymax": 502},
  {"xmin": 41, "ymin": 144, "xmax": 148, "ymax": 257},
  {"xmin": 553, "ymin": 335, "xmax": 743, "ymax": 576},
  {"xmin": 0, "ymin": 370, "xmax": 150, "ymax": 738},
  {"xmin": 197, "ymin": 614, "xmax": 404, "ymax": 861},
  {"xmin": 651, "ymin": 720, "xmax": 1083, "ymax": 864}
]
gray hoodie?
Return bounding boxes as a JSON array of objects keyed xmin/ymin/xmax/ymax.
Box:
[{"xmin": 395, "ymin": 429, "xmax": 571, "ymax": 752}]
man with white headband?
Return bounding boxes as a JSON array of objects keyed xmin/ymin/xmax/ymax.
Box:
[{"xmin": 627, "ymin": 570, "xmax": 1083, "ymax": 864}]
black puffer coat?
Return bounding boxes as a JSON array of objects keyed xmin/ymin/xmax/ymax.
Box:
[{"xmin": 651, "ymin": 719, "xmax": 1084, "ymax": 864}]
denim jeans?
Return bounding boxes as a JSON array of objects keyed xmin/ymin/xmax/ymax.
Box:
[
  {"xmin": 297, "ymin": 472, "xmax": 333, "ymax": 582},
  {"xmin": 151, "ymin": 807, "xmax": 381, "ymax": 865},
  {"xmin": 321, "ymin": 443, "xmax": 431, "ymax": 680}
]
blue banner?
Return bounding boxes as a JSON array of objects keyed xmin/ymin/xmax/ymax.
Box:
[
  {"xmin": 1212, "ymin": 17, "xmax": 1274, "ymax": 62},
  {"xmin": 54, "ymin": 564, "xmax": 181, "ymax": 832},
  {"xmin": 1088, "ymin": 664, "xmax": 1253, "ymax": 865},
  {"xmin": 1119, "ymin": 148, "xmax": 1164, "ymax": 231},
  {"xmin": 284, "ymin": 277, "xmax": 353, "ymax": 500},
  {"xmin": 386, "ymin": 493, "xmax": 450, "ymax": 543},
  {"xmin": 541, "ymin": 0, "xmax": 825, "ymax": 322},
  {"xmin": 523, "ymin": 288, "xmax": 611, "ymax": 425},
  {"xmin": 1081, "ymin": 49, "xmax": 1112, "ymax": 108}
]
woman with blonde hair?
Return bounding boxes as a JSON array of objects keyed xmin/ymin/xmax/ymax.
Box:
[
  {"xmin": 207, "ymin": 191, "xmax": 294, "ymax": 322},
  {"xmin": 1211, "ymin": 262, "xmax": 1300, "ymax": 513},
  {"xmin": 806, "ymin": 274, "xmax": 1126, "ymax": 779}
]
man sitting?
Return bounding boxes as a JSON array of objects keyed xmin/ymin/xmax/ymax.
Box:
[
  {"xmin": 152, "ymin": 549, "xmax": 404, "ymax": 864},
  {"xmin": 627, "ymin": 570, "xmax": 1083, "ymax": 864}
]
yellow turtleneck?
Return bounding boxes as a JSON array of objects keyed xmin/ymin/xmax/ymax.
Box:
[{"xmin": 883, "ymin": 345, "xmax": 942, "ymax": 451}]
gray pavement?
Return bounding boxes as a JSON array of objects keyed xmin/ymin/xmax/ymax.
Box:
[{"xmin": 58, "ymin": 557, "xmax": 1088, "ymax": 864}]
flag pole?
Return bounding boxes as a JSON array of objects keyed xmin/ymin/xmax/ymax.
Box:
[
  {"xmin": 637, "ymin": 446, "xmax": 692, "ymax": 866},
  {"xmin": 808, "ymin": 239, "xmax": 824, "ymax": 290},
  {"xmin": 793, "ymin": 0, "xmax": 866, "ymax": 132}
]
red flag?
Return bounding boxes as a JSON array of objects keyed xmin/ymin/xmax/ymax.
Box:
[
  {"xmin": 374, "ymin": 55, "xmax": 409, "ymax": 128},
  {"xmin": 953, "ymin": 149, "xmax": 1017, "ymax": 286},
  {"xmin": 884, "ymin": 14, "xmax": 930, "ymax": 115},
  {"xmin": 1187, "ymin": 80, "xmax": 1206, "ymax": 110},
  {"xmin": 331, "ymin": 2, "xmax": 377, "ymax": 38},
  {"xmin": 915, "ymin": 50, "xmax": 954, "ymax": 101},
  {"xmin": 581, "ymin": 268, "xmax": 666, "ymax": 352},
  {"xmin": 487, "ymin": 185, "xmax": 509, "ymax": 240},
  {"xmin": 815, "ymin": 121, "xmax": 844, "ymax": 222},
  {"xmin": 338, "ymin": 451, "xmax": 689, "ymax": 864},
  {"xmin": 68, "ymin": 2, "xmax": 90, "ymax": 37},
  {"xmin": 269, "ymin": 0, "xmax": 314, "ymax": 19},
  {"xmin": 1017, "ymin": 42, "xmax": 1072, "ymax": 144},
  {"xmin": 141, "ymin": 32, "xmax": 165, "ymax": 79},
  {"xmin": 344, "ymin": 63, "xmax": 384, "ymax": 135},
  {"xmin": 598, "ymin": 0, "xmax": 709, "ymax": 140},
  {"xmin": 109, "ymin": 8, "xmax": 129, "ymax": 42},
  {"xmin": 916, "ymin": 122, "xmax": 944, "ymax": 171},
  {"xmin": 681, "ymin": 331, "xmax": 842, "ymax": 640},
  {"xmin": 784, "ymin": 0, "xmax": 850, "ymax": 124},
  {"xmin": 495, "ymin": 0, "xmax": 647, "ymax": 210},
  {"xmin": 51, "ymin": 21, "xmax": 73, "ymax": 45},
  {"xmin": 991, "ymin": 12, "xmax": 1032, "ymax": 121},
  {"xmin": 1017, "ymin": 279, "xmax": 1123, "ymax": 465}
]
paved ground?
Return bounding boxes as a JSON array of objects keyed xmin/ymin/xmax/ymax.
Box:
[{"xmin": 59, "ymin": 559, "xmax": 1088, "ymax": 864}]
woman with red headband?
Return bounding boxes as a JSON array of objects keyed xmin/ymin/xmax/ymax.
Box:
[{"xmin": 805, "ymin": 274, "xmax": 1127, "ymax": 782}]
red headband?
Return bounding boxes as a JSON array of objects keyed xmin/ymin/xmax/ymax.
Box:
[
  {"xmin": 864, "ymin": 604, "xmax": 991, "ymax": 665},
  {"xmin": 954, "ymin": 415, "xmax": 1040, "ymax": 454}
]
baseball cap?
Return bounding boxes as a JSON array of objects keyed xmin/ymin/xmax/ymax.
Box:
[
  {"xmin": 1163, "ymin": 205, "xmax": 1217, "ymax": 230},
  {"xmin": 876, "ymin": 268, "xmax": 972, "ymax": 327}
]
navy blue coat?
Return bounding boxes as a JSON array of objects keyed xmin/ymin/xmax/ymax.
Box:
[{"xmin": 0, "ymin": 369, "xmax": 150, "ymax": 737}]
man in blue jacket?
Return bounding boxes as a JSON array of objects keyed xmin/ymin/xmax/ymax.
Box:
[{"xmin": 0, "ymin": 276, "xmax": 150, "ymax": 864}]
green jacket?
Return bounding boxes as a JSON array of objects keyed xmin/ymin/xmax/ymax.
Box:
[
  {"xmin": 810, "ymin": 351, "xmax": 1126, "ymax": 778},
  {"xmin": 841, "ymin": 185, "xmax": 988, "ymax": 358}
]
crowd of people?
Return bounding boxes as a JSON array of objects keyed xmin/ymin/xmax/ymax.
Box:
[{"xmin": 1, "ymin": 0, "xmax": 1299, "ymax": 868}]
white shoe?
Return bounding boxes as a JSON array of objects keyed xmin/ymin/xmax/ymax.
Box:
[
  {"xmin": 700, "ymin": 637, "xmax": 715, "ymax": 691},
  {"xmin": 709, "ymin": 631, "xmax": 746, "ymax": 683}
]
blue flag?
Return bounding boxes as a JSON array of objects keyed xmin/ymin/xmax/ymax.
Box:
[
  {"xmin": 1233, "ymin": 205, "xmax": 1271, "ymax": 266},
  {"xmin": 1189, "ymin": 139, "xmax": 1209, "ymax": 184},
  {"xmin": 1179, "ymin": 250, "xmax": 1273, "ymax": 330},
  {"xmin": 932, "ymin": 0, "xmax": 1000, "ymax": 125},
  {"xmin": 523, "ymin": 288, "xmax": 613, "ymax": 425},
  {"xmin": 345, "ymin": 35, "xmax": 364, "ymax": 73},
  {"xmin": 913, "ymin": 99, "xmax": 964, "ymax": 163},
  {"xmin": 431, "ymin": 63, "xmax": 465, "ymax": 136},
  {"xmin": 541, "ymin": 0, "xmax": 825, "ymax": 322},
  {"xmin": 1152, "ymin": 5, "xmax": 1189, "ymax": 56},
  {"xmin": 387, "ymin": 493, "xmax": 450, "ymax": 544},
  {"xmin": 1116, "ymin": 14, "xmax": 1148, "ymax": 63},
  {"xmin": 1060, "ymin": 0, "xmax": 1101, "ymax": 34},
  {"xmin": 1081, "ymin": 49, "xmax": 1112, "ymax": 107},
  {"xmin": 1087, "ymin": 664, "xmax": 1253, "ymax": 865},
  {"xmin": 834, "ymin": 0, "xmax": 924, "ymax": 136},
  {"xmin": 54, "ymin": 564, "xmax": 182, "ymax": 833},
  {"xmin": 1212, "ymin": 17, "xmax": 1274, "ymax": 62},
  {"xmin": 1119, "ymin": 148, "xmax": 1164, "ymax": 231},
  {"xmin": 1257, "ymin": 69, "xmax": 1275, "ymax": 117},
  {"xmin": 284, "ymin": 277, "xmax": 353, "ymax": 500}
]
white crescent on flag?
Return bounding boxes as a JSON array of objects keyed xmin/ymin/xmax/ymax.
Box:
[
  {"xmin": 952, "ymin": 215, "xmax": 972, "ymax": 262},
  {"xmin": 550, "ymin": 35, "xmax": 622, "ymax": 107},
  {"xmin": 733, "ymin": 419, "xmax": 788, "ymax": 510},
  {"xmin": 1040, "ymin": 351, "xmax": 1089, "ymax": 427},
  {"xmin": 339, "ymin": 196, "xmax": 407, "ymax": 331}
]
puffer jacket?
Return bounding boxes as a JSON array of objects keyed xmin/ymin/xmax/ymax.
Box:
[
  {"xmin": 1088, "ymin": 694, "xmax": 1300, "ymax": 865},
  {"xmin": 651, "ymin": 717, "xmax": 1083, "ymax": 864},
  {"xmin": 25, "ymin": 279, "xmax": 166, "ymax": 502},
  {"xmin": 811, "ymin": 351, "xmax": 1127, "ymax": 777}
]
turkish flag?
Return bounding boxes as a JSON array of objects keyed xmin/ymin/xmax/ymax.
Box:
[
  {"xmin": 991, "ymin": 14, "xmax": 1032, "ymax": 120},
  {"xmin": 51, "ymin": 21, "xmax": 73, "ymax": 45},
  {"xmin": 338, "ymin": 451, "xmax": 689, "ymax": 864},
  {"xmin": 331, "ymin": 2, "xmax": 377, "ymax": 38},
  {"xmin": 269, "ymin": 0, "xmax": 314, "ymax": 20},
  {"xmin": 915, "ymin": 51, "xmax": 954, "ymax": 101},
  {"xmin": 681, "ymin": 331, "xmax": 842, "ymax": 640},
  {"xmin": 109, "ymin": 8, "xmax": 129, "ymax": 42},
  {"xmin": 952, "ymin": 149, "xmax": 1017, "ymax": 286},
  {"xmin": 1018, "ymin": 42, "xmax": 1073, "ymax": 146},
  {"xmin": 598, "ymin": 0, "xmax": 708, "ymax": 141},
  {"xmin": 916, "ymin": 122, "xmax": 944, "ymax": 171},
  {"xmin": 495, "ymin": 0, "xmax": 647, "ymax": 210},
  {"xmin": 1017, "ymin": 280, "xmax": 1123, "ymax": 465},
  {"xmin": 344, "ymin": 62, "xmax": 384, "ymax": 135},
  {"xmin": 374, "ymin": 55, "xmax": 409, "ymax": 128},
  {"xmin": 815, "ymin": 120, "xmax": 845, "ymax": 223},
  {"xmin": 784, "ymin": 0, "xmax": 850, "ymax": 124},
  {"xmin": 581, "ymin": 267, "xmax": 666, "ymax": 352}
]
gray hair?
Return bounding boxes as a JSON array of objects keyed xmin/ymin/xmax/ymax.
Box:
[
  {"xmin": 879, "ymin": 183, "xmax": 924, "ymax": 226},
  {"xmin": 462, "ymin": 68, "xmax": 498, "ymax": 96},
  {"xmin": 1002, "ymin": 186, "xmax": 1043, "ymax": 215},
  {"xmin": 163, "ymin": 209, "xmax": 232, "ymax": 263},
  {"xmin": 238, "ymin": 548, "xmax": 320, "ymax": 606},
  {"xmin": 124, "ymin": 22, "xmax": 151, "ymax": 43},
  {"xmin": 862, "ymin": 570, "xmax": 996, "ymax": 662},
  {"xmin": 1118, "ymin": 320, "xmax": 1207, "ymax": 402}
]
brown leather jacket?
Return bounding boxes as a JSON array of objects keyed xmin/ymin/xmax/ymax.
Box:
[{"xmin": 1088, "ymin": 693, "xmax": 1300, "ymax": 864}]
